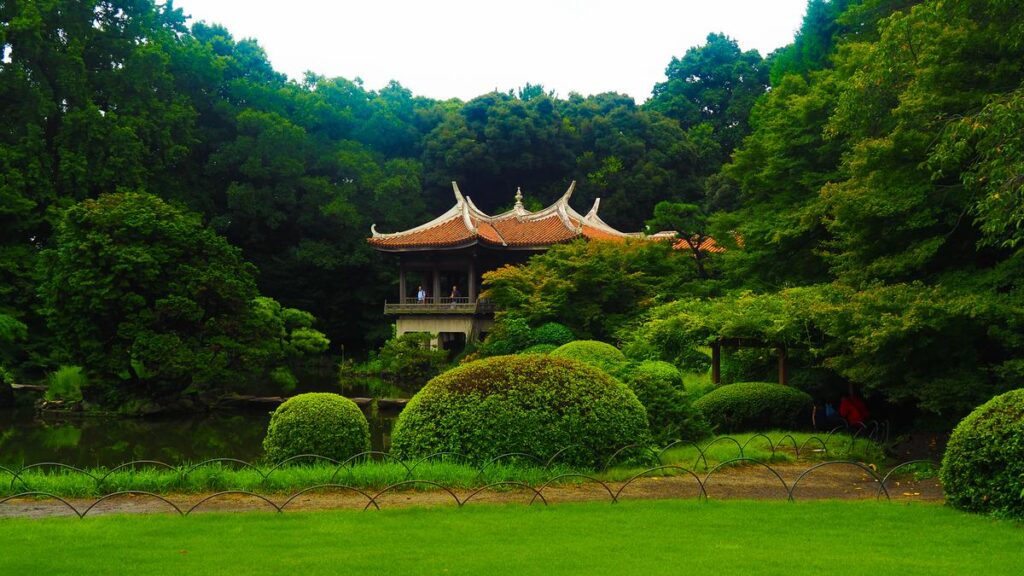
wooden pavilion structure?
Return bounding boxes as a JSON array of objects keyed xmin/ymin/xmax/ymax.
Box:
[{"xmin": 368, "ymin": 181, "xmax": 645, "ymax": 351}]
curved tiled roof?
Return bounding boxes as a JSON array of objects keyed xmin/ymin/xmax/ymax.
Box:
[{"xmin": 368, "ymin": 182, "xmax": 644, "ymax": 251}]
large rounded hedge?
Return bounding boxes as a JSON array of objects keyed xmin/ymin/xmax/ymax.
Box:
[
  {"xmin": 549, "ymin": 340, "xmax": 628, "ymax": 375},
  {"xmin": 263, "ymin": 393, "xmax": 370, "ymax": 462},
  {"xmin": 692, "ymin": 382, "xmax": 813, "ymax": 432},
  {"xmin": 390, "ymin": 355, "xmax": 651, "ymax": 468},
  {"xmin": 940, "ymin": 389, "xmax": 1024, "ymax": 519},
  {"xmin": 622, "ymin": 361, "xmax": 710, "ymax": 443}
]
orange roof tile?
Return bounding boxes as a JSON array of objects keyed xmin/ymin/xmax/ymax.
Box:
[{"xmin": 369, "ymin": 182, "xmax": 664, "ymax": 251}]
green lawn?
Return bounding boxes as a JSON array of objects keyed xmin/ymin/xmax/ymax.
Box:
[{"xmin": 1, "ymin": 500, "xmax": 1020, "ymax": 575}]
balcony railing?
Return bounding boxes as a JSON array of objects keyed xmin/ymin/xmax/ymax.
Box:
[{"xmin": 384, "ymin": 297, "xmax": 496, "ymax": 315}]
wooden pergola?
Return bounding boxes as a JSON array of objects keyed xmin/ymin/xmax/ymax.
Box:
[{"xmin": 710, "ymin": 338, "xmax": 794, "ymax": 386}]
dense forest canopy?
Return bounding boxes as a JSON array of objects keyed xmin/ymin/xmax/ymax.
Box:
[{"xmin": 2, "ymin": 0, "xmax": 1023, "ymax": 420}]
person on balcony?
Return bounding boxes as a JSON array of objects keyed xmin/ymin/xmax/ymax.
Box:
[{"xmin": 417, "ymin": 285, "xmax": 426, "ymax": 304}]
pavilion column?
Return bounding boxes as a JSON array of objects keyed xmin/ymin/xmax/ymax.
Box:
[
  {"xmin": 711, "ymin": 341, "xmax": 721, "ymax": 385},
  {"xmin": 432, "ymin": 266, "xmax": 440, "ymax": 304},
  {"xmin": 398, "ymin": 266, "xmax": 406, "ymax": 303},
  {"xmin": 778, "ymin": 345, "xmax": 788, "ymax": 386},
  {"xmin": 468, "ymin": 261, "xmax": 476, "ymax": 301}
]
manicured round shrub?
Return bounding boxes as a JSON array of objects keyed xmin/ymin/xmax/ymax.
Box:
[
  {"xmin": 632, "ymin": 360, "xmax": 684, "ymax": 391},
  {"xmin": 263, "ymin": 393, "xmax": 370, "ymax": 462},
  {"xmin": 531, "ymin": 322, "xmax": 575, "ymax": 347},
  {"xmin": 622, "ymin": 361, "xmax": 710, "ymax": 443},
  {"xmin": 390, "ymin": 355, "xmax": 651, "ymax": 468},
  {"xmin": 692, "ymin": 382, "xmax": 813, "ymax": 432},
  {"xmin": 520, "ymin": 343, "xmax": 557, "ymax": 355},
  {"xmin": 550, "ymin": 340, "xmax": 627, "ymax": 375},
  {"xmin": 940, "ymin": 389, "xmax": 1024, "ymax": 520}
]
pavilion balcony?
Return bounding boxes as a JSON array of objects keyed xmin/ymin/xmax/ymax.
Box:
[{"xmin": 383, "ymin": 297, "xmax": 497, "ymax": 315}]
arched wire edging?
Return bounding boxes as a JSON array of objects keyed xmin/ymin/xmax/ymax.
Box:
[
  {"xmin": 613, "ymin": 466, "xmax": 707, "ymax": 502},
  {"xmin": 278, "ymin": 484, "xmax": 380, "ymax": 511},
  {"xmin": 181, "ymin": 459, "xmax": 266, "ymax": 483},
  {"xmin": 1, "ymin": 464, "xmax": 28, "ymax": 491},
  {"xmin": 601, "ymin": 444, "xmax": 661, "ymax": 472},
  {"xmin": 96, "ymin": 460, "xmax": 176, "ymax": 488},
  {"xmin": 364, "ymin": 480, "xmax": 461, "ymax": 511},
  {"xmin": 186, "ymin": 491, "xmax": 281, "ymax": 515},
  {"xmin": 461, "ymin": 482, "xmax": 548, "ymax": 507},
  {"xmin": 475, "ymin": 452, "xmax": 544, "ymax": 481},
  {"xmin": 702, "ymin": 458, "xmax": 791, "ymax": 501},
  {"xmin": 741, "ymin": 434, "xmax": 777, "ymax": 459},
  {"xmin": 544, "ymin": 445, "xmax": 580, "ymax": 470},
  {"xmin": 789, "ymin": 460, "xmax": 888, "ymax": 501},
  {"xmin": 81, "ymin": 491, "xmax": 183, "ymax": 517},
  {"xmin": 0, "ymin": 491, "xmax": 82, "ymax": 517},
  {"xmin": 263, "ymin": 454, "xmax": 343, "ymax": 485},
  {"xmin": 330, "ymin": 451, "xmax": 412, "ymax": 484},
  {"xmin": 407, "ymin": 452, "xmax": 473, "ymax": 478},
  {"xmin": 657, "ymin": 440, "xmax": 709, "ymax": 471},
  {"xmin": 876, "ymin": 460, "xmax": 939, "ymax": 501},
  {"xmin": 821, "ymin": 427, "xmax": 852, "ymax": 457},
  {"xmin": 773, "ymin": 434, "xmax": 800, "ymax": 459},
  {"xmin": 9, "ymin": 462, "xmax": 99, "ymax": 492},
  {"xmin": 529, "ymin": 474, "xmax": 616, "ymax": 505},
  {"xmin": 799, "ymin": 436, "xmax": 828, "ymax": 458},
  {"xmin": 695, "ymin": 437, "xmax": 745, "ymax": 469}
]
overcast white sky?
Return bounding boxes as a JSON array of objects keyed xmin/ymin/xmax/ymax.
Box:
[{"xmin": 171, "ymin": 0, "xmax": 809, "ymax": 102}]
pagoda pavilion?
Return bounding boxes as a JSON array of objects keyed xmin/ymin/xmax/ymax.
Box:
[{"xmin": 368, "ymin": 181, "xmax": 646, "ymax": 352}]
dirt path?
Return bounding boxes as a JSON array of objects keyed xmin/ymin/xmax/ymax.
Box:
[{"xmin": 0, "ymin": 463, "xmax": 943, "ymax": 519}]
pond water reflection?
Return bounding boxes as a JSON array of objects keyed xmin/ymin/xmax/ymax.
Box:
[{"xmin": 0, "ymin": 394, "xmax": 401, "ymax": 468}]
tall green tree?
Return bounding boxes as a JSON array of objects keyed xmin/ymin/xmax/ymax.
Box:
[
  {"xmin": 39, "ymin": 192, "xmax": 326, "ymax": 406},
  {"xmin": 648, "ymin": 33, "xmax": 770, "ymax": 164}
]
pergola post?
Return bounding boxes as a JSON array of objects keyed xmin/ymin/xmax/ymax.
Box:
[{"xmin": 711, "ymin": 341, "xmax": 721, "ymax": 385}]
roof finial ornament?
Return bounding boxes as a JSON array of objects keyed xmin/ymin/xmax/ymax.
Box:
[{"xmin": 514, "ymin": 187, "xmax": 526, "ymax": 216}]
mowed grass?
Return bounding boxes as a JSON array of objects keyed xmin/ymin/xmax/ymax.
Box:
[{"xmin": 1, "ymin": 500, "xmax": 1020, "ymax": 575}]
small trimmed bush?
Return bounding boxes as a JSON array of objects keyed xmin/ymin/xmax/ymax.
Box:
[
  {"xmin": 941, "ymin": 389, "xmax": 1024, "ymax": 520},
  {"xmin": 622, "ymin": 361, "xmax": 711, "ymax": 443},
  {"xmin": 692, "ymin": 382, "xmax": 813, "ymax": 432},
  {"xmin": 390, "ymin": 355, "xmax": 651, "ymax": 468},
  {"xmin": 550, "ymin": 340, "xmax": 627, "ymax": 375},
  {"xmin": 263, "ymin": 393, "xmax": 370, "ymax": 462},
  {"xmin": 520, "ymin": 343, "xmax": 557, "ymax": 355},
  {"xmin": 531, "ymin": 322, "xmax": 575, "ymax": 347}
]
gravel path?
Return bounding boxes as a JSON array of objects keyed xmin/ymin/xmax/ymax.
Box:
[{"xmin": 0, "ymin": 463, "xmax": 943, "ymax": 518}]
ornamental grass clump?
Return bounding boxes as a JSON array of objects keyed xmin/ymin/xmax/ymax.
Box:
[
  {"xmin": 390, "ymin": 355, "xmax": 651, "ymax": 469},
  {"xmin": 940, "ymin": 388, "xmax": 1024, "ymax": 520},
  {"xmin": 263, "ymin": 393, "xmax": 370, "ymax": 463},
  {"xmin": 692, "ymin": 382, "xmax": 813, "ymax": 433}
]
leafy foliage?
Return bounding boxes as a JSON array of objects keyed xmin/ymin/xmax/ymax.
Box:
[
  {"xmin": 483, "ymin": 239, "xmax": 707, "ymax": 341},
  {"xmin": 390, "ymin": 355, "xmax": 651, "ymax": 468},
  {"xmin": 941, "ymin": 389, "xmax": 1024, "ymax": 520},
  {"xmin": 262, "ymin": 393, "xmax": 370, "ymax": 462},
  {"xmin": 692, "ymin": 382, "xmax": 813, "ymax": 433},
  {"xmin": 375, "ymin": 332, "xmax": 449, "ymax": 389},
  {"xmin": 38, "ymin": 192, "xmax": 324, "ymax": 406},
  {"xmin": 45, "ymin": 365, "xmax": 88, "ymax": 403}
]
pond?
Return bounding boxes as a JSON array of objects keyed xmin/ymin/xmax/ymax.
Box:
[{"xmin": 0, "ymin": 376, "xmax": 409, "ymax": 468}]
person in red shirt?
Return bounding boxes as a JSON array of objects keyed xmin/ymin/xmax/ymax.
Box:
[{"xmin": 839, "ymin": 388, "xmax": 869, "ymax": 427}]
